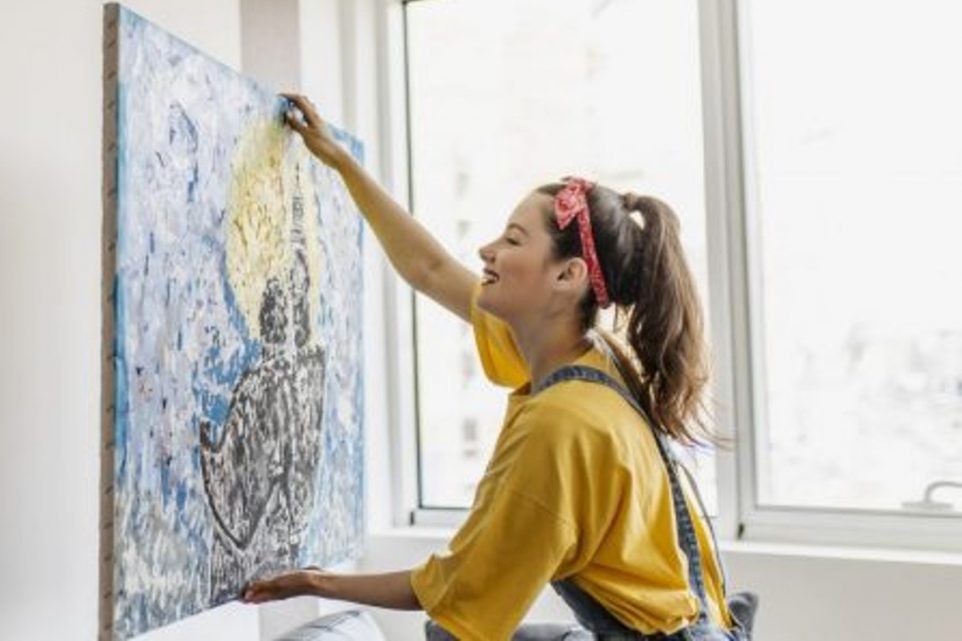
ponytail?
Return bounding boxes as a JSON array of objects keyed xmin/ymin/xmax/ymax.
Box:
[
  {"xmin": 538, "ymin": 183, "xmax": 719, "ymax": 446},
  {"xmin": 609, "ymin": 193, "xmax": 715, "ymax": 446}
]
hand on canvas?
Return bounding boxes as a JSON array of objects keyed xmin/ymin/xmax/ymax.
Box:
[
  {"xmin": 241, "ymin": 566, "xmax": 325, "ymax": 604},
  {"xmin": 282, "ymin": 94, "xmax": 346, "ymax": 169}
]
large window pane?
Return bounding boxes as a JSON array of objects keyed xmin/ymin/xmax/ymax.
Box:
[
  {"xmin": 406, "ymin": 0, "xmax": 713, "ymax": 510},
  {"xmin": 746, "ymin": 0, "xmax": 962, "ymax": 512}
]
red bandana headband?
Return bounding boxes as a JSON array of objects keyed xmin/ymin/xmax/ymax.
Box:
[{"xmin": 554, "ymin": 177, "xmax": 611, "ymax": 308}]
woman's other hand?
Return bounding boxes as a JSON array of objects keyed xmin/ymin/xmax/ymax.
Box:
[
  {"xmin": 241, "ymin": 566, "xmax": 325, "ymax": 604},
  {"xmin": 281, "ymin": 93, "xmax": 346, "ymax": 169}
]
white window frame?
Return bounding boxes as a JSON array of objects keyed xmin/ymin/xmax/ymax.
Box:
[
  {"xmin": 701, "ymin": 0, "xmax": 962, "ymax": 552},
  {"xmin": 373, "ymin": 0, "xmax": 419, "ymax": 529},
  {"xmin": 379, "ymin": 0, "xmax": 962, "ymax": 553}
]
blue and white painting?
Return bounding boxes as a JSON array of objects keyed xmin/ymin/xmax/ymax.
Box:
[{"xmin": 105, "ymin": 5, "xmax": 364, "ymax": 639}]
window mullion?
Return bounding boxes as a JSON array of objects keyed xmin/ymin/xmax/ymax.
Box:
[
  {"xmin": 380, "ymin": 0, "xmax": 421, "ymax": 528},
  {"xmin": 699, "ymin": 0, "xmax": 755, "ymax": 542}
]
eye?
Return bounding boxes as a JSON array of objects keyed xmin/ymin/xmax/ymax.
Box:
[{"xmin": 505, "ymin": 236, "xmax": 521, "ymax": 246}]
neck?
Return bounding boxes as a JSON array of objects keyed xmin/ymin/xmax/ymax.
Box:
[{"xmin": 511, "ymin": 315, "xmax": 593, "ymax": 390}]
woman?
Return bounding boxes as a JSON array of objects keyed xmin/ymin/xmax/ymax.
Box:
[{"xmin": 242, "ymin": 94, "xmax": 756, "ymax": 640}]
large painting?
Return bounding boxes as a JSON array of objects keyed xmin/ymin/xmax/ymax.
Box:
[{"xmin": 100, "ymin": 5, "xmax": 365, "ymax": 639}]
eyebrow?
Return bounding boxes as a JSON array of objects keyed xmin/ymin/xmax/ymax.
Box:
[{"xmin": 506, "ymin": 223, "xmax": 529, "ymax": 236}]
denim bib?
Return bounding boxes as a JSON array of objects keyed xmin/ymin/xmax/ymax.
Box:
[{"xmin": 534, "ymin": 364, "xmax": 751, "ymax": 641}]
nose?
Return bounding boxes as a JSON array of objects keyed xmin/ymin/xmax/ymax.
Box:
[{"xmin": 478, "ymin": 242, "xmax": 495, "ymax": 265}]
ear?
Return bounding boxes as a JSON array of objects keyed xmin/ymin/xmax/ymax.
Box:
[{"xmin": 554, "ymin": 257, "xmax": 589, "ymax": 296}]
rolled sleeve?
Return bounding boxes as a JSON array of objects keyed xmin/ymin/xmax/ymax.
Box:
[{"xmin": 410, "ymin": 483, "xmax": 577, "ymax": 641}]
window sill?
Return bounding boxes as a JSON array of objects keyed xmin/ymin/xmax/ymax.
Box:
[{"xmin": 364, "ymin": 525, "xmax": 962, "ymax": 569}]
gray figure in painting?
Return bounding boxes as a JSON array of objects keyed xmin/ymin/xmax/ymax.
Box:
[{"xmin": 199, "ymin": 169, "xmax": 326, "ymax": 602}]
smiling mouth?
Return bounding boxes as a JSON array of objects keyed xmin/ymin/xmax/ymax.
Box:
[{"xmin": 482, "ymin": 269, "xmax": 499, "ymax": 285}]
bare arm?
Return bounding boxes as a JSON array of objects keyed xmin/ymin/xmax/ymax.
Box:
[
  {"xmin": 314, "ymin": 571, "xmax": 420, "ymax": 610},
  {"xmin": 283, "ymin": 93, "xmax": 476, "ymax": 323},
  {"xmin": 242, "ymin": 568, "xmax": 421, "ymax": 611}
]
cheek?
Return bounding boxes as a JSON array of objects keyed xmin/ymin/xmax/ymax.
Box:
[{"xmin": 502, "ymin": 253, "xmax": 548, "ymax": 290}]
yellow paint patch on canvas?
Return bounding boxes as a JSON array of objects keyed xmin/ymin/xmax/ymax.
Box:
[{"xmin": 225, "ymin": 119, "xmax": 324, "ymax": 342}]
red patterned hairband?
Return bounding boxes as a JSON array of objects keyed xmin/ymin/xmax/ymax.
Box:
[{"xmin": 554, "ymin": 177, "xmax": 611, "ymax": 308}]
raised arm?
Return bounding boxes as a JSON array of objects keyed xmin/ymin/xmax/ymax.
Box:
[{"xmin": 282, "ymin": 93, "xmax": 476, "ymax": 323}]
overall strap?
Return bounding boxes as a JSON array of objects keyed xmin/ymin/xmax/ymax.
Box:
[
  {"xmin": 534, "ymin": 365, "xmax": 713, "ymax": 628},
  {"xmin": 590, "ymin": 335, "xmax": 730, "ymax": 595}
]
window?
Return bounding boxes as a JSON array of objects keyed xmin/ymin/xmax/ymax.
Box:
[
  {"xmin": 403, "ymin": 0, "xmax": 714, "ymax": 512},
  {"xmin": 743, "ymin": 0, "xmax": 962, "ymax": 515}
]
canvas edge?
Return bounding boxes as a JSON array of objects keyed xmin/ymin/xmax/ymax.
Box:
[{"xmin": 100, "ymin": 4, "xmax": 121, "ymax": 641}]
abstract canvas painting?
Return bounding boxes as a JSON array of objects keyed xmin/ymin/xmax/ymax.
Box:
[{"xmin": 101, "ymin": 5, "xmax": 364, "ymax": 639}]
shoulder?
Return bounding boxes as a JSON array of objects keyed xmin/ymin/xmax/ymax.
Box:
[
  {"xmin": 527, "ymin": 371, "xmax": 636, "ymax": 425},
  {"xmin": 508, "ymin": 381, "xmax": 630, "ymax": 454},
  {"xmin": 510, "ymin": 370, "xmax": 659, "ymax": 469}
]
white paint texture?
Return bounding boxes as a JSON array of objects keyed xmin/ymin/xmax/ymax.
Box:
[{"xmin": 105, "ymin": 6, "xmax": 365, "ymax": 639}]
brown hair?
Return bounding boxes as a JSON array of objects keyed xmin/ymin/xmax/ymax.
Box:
[{"xmin": 536, "ymin": 182, "xmax": 719, "ymax": 447}]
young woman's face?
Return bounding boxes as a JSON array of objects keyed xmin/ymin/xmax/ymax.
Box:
[{"xmin": 476, "ymin": 191, "xmax": 566, "ymax": 324}]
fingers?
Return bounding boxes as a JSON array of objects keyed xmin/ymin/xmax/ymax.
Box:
[
  {"xmin": 285, "ymin": 110, "xmax": 308, "ymax": 135},
  {"xmin": 242, "ymin": 577, "xmax": 286, "ymax": 604},
  {"xmin": 281, "ymin": 93, "xmax": 321, "ymax": 128},
  {"xmin": 241, "ymin": 580, "xmax": 270, "ymax": 604}
]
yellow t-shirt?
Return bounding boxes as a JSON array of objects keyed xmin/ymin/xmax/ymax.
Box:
[{"xmin": 410, "ymin": 285, "xmax": 732, "ymax": 640}]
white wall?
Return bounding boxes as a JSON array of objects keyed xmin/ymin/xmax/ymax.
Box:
[{"xmin": 0, "ymin": 3, "xmax": 106, "ymax": 636}]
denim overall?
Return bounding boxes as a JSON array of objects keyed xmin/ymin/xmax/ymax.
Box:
[
  {"xmin": 425, "ymin": 363, "xmax": 756, "ymax": 641},
  {"xmin": 535, "ymin": 365, "xmax": 752, "ymax": 641}
]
